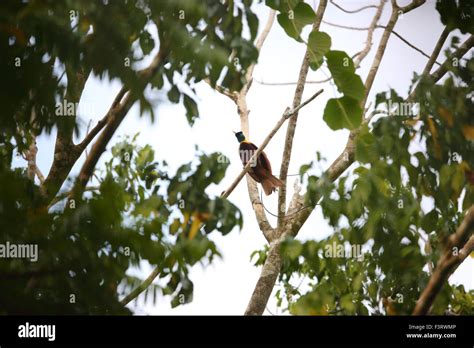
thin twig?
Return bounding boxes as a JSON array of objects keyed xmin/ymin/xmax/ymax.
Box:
[
  {"xmin": 322, "ymin": 20, "xmax": 443, "ymax": 66},
  {"xmin": 204, "ymin": 78, "xmax": 237, "ymax": 102},
  {"xmin": 421, "ymin": 27, "xmax": 450, "ymax": 76},
  {"xmin": 330, "ymin": 0, "xmax": 378, "ymax": 13},
  {"xmin": 255, "ymin": 77, "xmax": 332, "ymax": 86},
  {"xmin": 354, "ymin": 0, "xmax": 386, "ymax": 67},
  {"xmin": 120, "ymin": 266, "xmax": 161, "ymax": 306}
]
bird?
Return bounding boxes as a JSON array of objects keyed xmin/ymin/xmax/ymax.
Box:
[{"xmin": 234, "ymin": 131, "xmax": 283, "ymax": 195}]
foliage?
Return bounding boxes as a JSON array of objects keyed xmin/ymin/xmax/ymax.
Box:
[
  {"xmin": 268, "ymin": 0, "xmax": 364, "ymax": 130},
  {"xmin": 0, "ymin": 136, "xmax": 242, "ymax": 314},
  {"xmin": 0, "ymin": 0, "xmax": 258, "ymax": 149},
  {"xmin": 277, "ymin": 46, "xmax": 474, "ymax": 315},
  {"xmin": 0, "ymin": 0, "xmax": 255, "ymax": 314}
]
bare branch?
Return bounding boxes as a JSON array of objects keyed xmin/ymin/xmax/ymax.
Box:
[
  {"xmin": 120, "ymin": 266, "xmax": 161, "ymax": 306},
  {"xmin": 255, "ymin": 77, "xmax": 332, "ymax": 86},
  {"xmin": 388, "ymin": 27, "xmax": 442, "ymax": 64},
  {"xmin": 330, "ymin": 0, "xmax": 378, "ymax": 13},
  {"xmin": 245, "ymin": 240, "xmax": 281, "ymax": 315},
  {"xmin": 278, "ymin": 0, "xmax": 328, "ymax": 229},
  {"xmin": 397, "ymin": 0, "xmax": 426, "ymax": 13},
  {"xmin": 25, "ymin": 139, "xmax": 37, "ymax": 180},
  {"xmin": 322, "ymin": 21, "xmax": 442, "ymax": 66},
  {"xmin": 204, "ymin": 10, "xmax": 277, "ymax": 241},
  {"xmin": 41, "ymin": 65, "xmax": 91, "ymax": 200},
  {"xmin": 204, "ymin": 78, "xmax": 237, "ymax": 102},
  {"xmin": 241, "ymin": 10, "xmax": 276, "ymax": 97},
  {"xmin": 256, "ymin": 10, "xmax": 276, "ymax": 51},
  {"xmin": 322, "ymin": 20, "xmax": 370, "ymax": 31},
  {"xmin": 74, "ymin": 48, "xmax": 169, "ymax": 194},
  {"xmin": 76, "ymin": 114, "xmax": 110, "ymax": 152},
  {"xmin": 35, "ymin": 166, "xmax": 45, "ymax": 184},
  {"xmin": 421, "ymin": 27, "xmax": 450, "ymax": 76},
  {"xmin": 423, "ymin": 35, "xmax": 474, "ymax": 85},
  {"xmin": 354, "ymin": 0, "xmax": 386, "ymax": 67},
  {"xmin": 413, "ymin": 206, "xmax": 474, "ymax": 315},
  {"xmin": 362, "ymin": 3, "xmax": 400, "ymax": 107}
]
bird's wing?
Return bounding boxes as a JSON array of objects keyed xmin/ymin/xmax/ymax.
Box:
[
  {"xmin": 258, "ymin": 151, "xmax": 272, "ymax": 174},
  {"xmin": 239, "ymin": 142, "xmax": 258, "ymax": 166}
]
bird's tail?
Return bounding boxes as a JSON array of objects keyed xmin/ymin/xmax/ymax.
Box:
[{"xmin": 261, "ymin": 175, "xmax": 284, "ymax": 196}]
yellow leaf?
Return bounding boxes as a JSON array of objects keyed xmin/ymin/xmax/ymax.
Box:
[
  {"xmin": 426, "ymin": 117, "xmax": 441, "ymax": 159},
  {"xmin": 462, "ymin": 125, "xmax": 474, "ymax": 140},
  {"xmin": 405, "ymin": 116, "xmax": 420, "ymax": 128},
  {"xmin": 437, "ymin": 106, "xmax": 453, "ymax": 127},
  {"xmin": 181, "ymin": 212, "xmax": 190, "ymax": 230},
  {"xmin": 188, "ymin": 216, "xmax": 202, "ymax": 240}
]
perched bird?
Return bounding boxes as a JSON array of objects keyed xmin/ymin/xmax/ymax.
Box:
[{"xmin": 234, "ymin": 131, "xmax": 283, "ymax": 195}]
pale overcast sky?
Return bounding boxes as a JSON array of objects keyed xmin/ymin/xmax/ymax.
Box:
[{"xmin": 20, "ymin": 0, "xmax": 473, "ymax": 315}]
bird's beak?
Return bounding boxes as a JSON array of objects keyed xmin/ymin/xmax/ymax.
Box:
[{"xmin": 232, "ymin": 131, "xmax": 237, "ymax": 134}]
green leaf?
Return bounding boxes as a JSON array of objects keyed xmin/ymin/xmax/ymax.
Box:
[
  {"xmin": 139, "ymin": 30, "xmax": 155, "ymax": 55},
  {"xmin": 308, "ymin": 31, "xmax": 331, "ymax": 70},
  {"xmin": 168, "ymin": 85, "xmax": 181, "ymax": 104},
  {"xmin": 266, "ymin": 0, "xmax": 299, "ymax": 12},
  {"xmin": 323, "ymin": 96, "xmax": 363, "ymax": 130},
  {"xmin": 326, "ymin": 50, "xmax": 365, "ymax": 101},
  {"xmin": 277, "ymin": 2, "xmax": 316, "ymax": 41},
  {"xmin": 299, "ymin": 162, "xmax": 313, "ymax": 178},
  {"xmin": 246, "ymin": 11, "xmax": 259, "ymax": 41},
  {"xmin": 183, "ymin": 94, "xmax": 199, "ymax": 126}
]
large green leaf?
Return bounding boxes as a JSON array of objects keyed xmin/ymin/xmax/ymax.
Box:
[
  {"xmin": 323, "ymin": 96, "xmax": 363, "ymax": 130},
  {"xmin": 326, "ymin": 50, "xmax": 365, "ymax": 101},
  {"xmin": 277, "ymin": 2, "xmax": 316, "ymax": 41},
  {"xmin": 308, "ymin": 30, "xmax": 331, "ymax": 70}
]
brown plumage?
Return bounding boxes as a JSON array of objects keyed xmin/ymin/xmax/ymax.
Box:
[{"xmin": 235, "ymin": 131, "xmax": 283, "ymax": 195}]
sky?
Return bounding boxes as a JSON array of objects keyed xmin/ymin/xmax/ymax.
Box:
[{"xmin": 20, "ymin": 0, "xmax": 473, "ymax": 315}]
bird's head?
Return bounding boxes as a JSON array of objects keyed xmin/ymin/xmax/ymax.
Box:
[{"xmin": 234, "ymin": 131, "xmax": 246, "ymax": 143}]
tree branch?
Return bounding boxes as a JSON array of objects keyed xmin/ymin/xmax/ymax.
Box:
[
  {"xmin": 362, "ymin": 2, "xmax": 400, "ymax": 107},
  {"xmin": 424, "ymin": 35, "xmax": 474, "ymax": 85},
  {"xmin": 255, "ymin": 77, "xmax": 332, "ymax": 86},
  {"xmin": 41, "ymin": 65, "xmax": 91, "ymax": 200},
  {"xmin": 354, "ymin": 0, "xmax": 387, "ymax": 67},
  {"xmin": 322, "ymin": 21, "xmax": 442, "ymax": 66},
  {"xmin": 278, "ymin": 0, "xmax": 328, "ymax": 229},
  {"xmin": 330, "ymin": 0, "xmax": 378, "ymax": 13},
  {"xmin": 244, "ymin": 239, "xmax": 282, "ymax": 315},
  {"xmin": 397, "ymin": 0, "xmax": 426, "ymax": 13},
  {"xmin": 421, "ymin": 27, "xmax": 450, "ymax": 76},
  {"xmin": 204, "ymin": 78, "xmax": 237, "ymax": 102},
  {"xmin": 120, "ymin": 266, "xmax": 161, "ymax": 306},
  {"xmin": 73, "ymin": 48, "xmax": 168, "ymax": 195},
  {"xmin": 205, "ymin": 10, "xmax": 277, "ymax": 241},
  {"xmin": 413, "ymin": 206, "xmax": 474, "ymax": 315}
]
